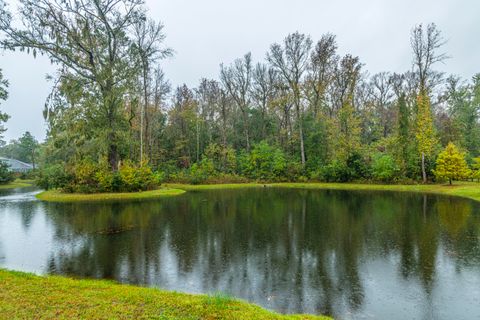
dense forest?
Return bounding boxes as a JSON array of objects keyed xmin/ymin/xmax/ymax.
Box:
[{"xmin": 0, "ymin": 0, "xmax": 479, "ymax": 191}]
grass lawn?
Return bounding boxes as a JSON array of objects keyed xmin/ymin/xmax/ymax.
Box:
[
  {"xmin": 0, "ymin": 269, "xmax": 328, "ymax": 320},
  {"xmin": 0, "ymin": 179, "xmax": 34, "ymax": 189},
  {"xmin": 36, "ymin": 188, "xmax": 186, "ymax": 203}
]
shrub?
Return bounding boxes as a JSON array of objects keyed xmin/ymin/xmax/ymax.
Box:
[
  {"xmin": 188, "ymin": 158, "xmax": 216, "ymax": 184},
  {"xmin": 241, "ymin": 141, "xmax": 287, "ymax": 181},
  {"xmin": 371, "ymin": 154, "xmax": 400, "ymax": 182},
  {"xmin": 37, "ymin": 160, "xmax": 157, "ymax": 193},
  {"xmin": 203, "ymin": 143, "xmax": 237, "ymax": 173},
  {"xmin": 118, "ymin": 161, "xmax": 155, "ymax": 192},
  {"xmin": 319, "ymin": 160, "xmax": 350, "ymax": 182},
  {"xmin": 36, "ymin": 164, "xmax": 73, "ymax": 190},
  {"xmin": 73, "ymin": 159, "xmax": 99, "ymax": 193},
  {"xmin": 0, "ymin": 160, "xmax": 15, "ymax": 185},
  {"xmin": 346, "ymin": 152, "xmax": 370, "ymax": 181}
]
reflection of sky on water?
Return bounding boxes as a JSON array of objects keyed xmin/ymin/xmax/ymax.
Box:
[{"xmin": 0, "ymin": 188, "xmax": 479, "ymax": 319}]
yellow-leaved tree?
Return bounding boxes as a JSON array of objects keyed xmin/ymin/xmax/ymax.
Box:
[
  {"xmin": 415, "ymin": 89, "xmax": 437, "ymax": 183},
  {"xmin": 433, "ymin": 142, "xmax": 470, "ymax": 185},
  {"xmin": 472, "ymin": 157, "xmax": 480, "ymax": 182}
]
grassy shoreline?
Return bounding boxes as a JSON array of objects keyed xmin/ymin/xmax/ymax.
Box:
[
  {"xmin": 0, "ymin": 269, "xmax": 328, "ymax": 320},
  {"xmin": 167, "ymin": 181, "xmax": 480, "ymax": 203},
  {"xmin": 34, "ymin": 181, "xmax": 480, "ymax": 203},
  {"xmin": 0, "ymin": 179, "xmax": 34, "ymax": 189},
  {"xmin": 36, "ymin": 188, "xmax": 186, "ymax": 202}
]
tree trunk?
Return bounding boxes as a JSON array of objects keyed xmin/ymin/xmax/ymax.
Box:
[
  {"xmin": 242, "ymin": 109, "xmax": 250, "ymax": 151},
  {"xmin": 196, "ymin": 119, "xmax": 200, "ymax": 163},
  {"xmin": 108, "ymin": 132, "xmax": 119, "ymax": 171},
  {"xmin": 449, "ymin": 178, "xmax": 452, "ymax": 185},
  {"xmin": 140, "ymin": 62, "xmax": 148, "ymax": 164},
  {"xmin": 31, "ymin": 151, "xmax": 36, "ymax": 170},
  {"xmin": 421, "ymin": 152, "xmax": 427, "ymax": 183},
  {"xmin": 296, "ymin": 103, "xmax": 306, "ymax": 167},
  {"xmin": 299, "ymin": 120, "xmax": 306, "ymax": 166}
]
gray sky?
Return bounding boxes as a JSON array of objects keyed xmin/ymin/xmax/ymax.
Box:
[{"xmin": 0, "ymin": 0, "xmax": 479, "ymax": 142}]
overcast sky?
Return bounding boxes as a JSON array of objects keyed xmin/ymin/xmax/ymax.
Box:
[{"xmin": 0, "ymin": 0, "xmax": 479, "ymax": 142}]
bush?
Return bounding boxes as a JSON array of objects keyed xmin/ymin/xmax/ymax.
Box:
[
  {"xmin": 73, "ymin": 159, "xmax": 99, "ymax": 193},
  {"xmin": 240, "ymin": 141, "xmax": 287, "ymax": 181},
  {"xmin": 203, "ymin": 143, "xmax": 237, "ymax": 173},
  {"xmin": 36, "ymin": 164, "xmax": 73, "ymax": 190},
  {"xmin": 346, "ymin": 152, "xmax": 370, "ymax": 181},
  {"xmin": 319, "ymin": 160, "xmax": 350, "ymax": 182},
  {"xmin": 188, "ymin": 158, "xmax": 216, "ymax": 184},
  {"xmin": 37, "ymin": 160, "xmax": 158, "ymax": 193},
  {"xmin": 371, "ymin": 154, "xmax": 400, "ymax": 182},
  {"xmin": 118, "ymin": 161, "xmax": 155, "ymax": 192},
  {"xmin": 0, "ymin": 161, "xmax": 15, "ymax": 185}
]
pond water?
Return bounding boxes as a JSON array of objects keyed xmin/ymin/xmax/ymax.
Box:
[{"xmin": 1, "ymin": 186, "xmax": 479, "ymax": 319}]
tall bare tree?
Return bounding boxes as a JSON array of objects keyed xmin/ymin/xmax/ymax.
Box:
[
  {"xmin": 411, "ymin": 23, "xmax": 448, "ymax": 93},
  {"xmin": 133, "ymin": 18, "xmax": 172, "ymax": 163},
  {"xmin": 267, "ymin": 32, "xmax": 312, "ymax": 166},
  {"xmin": 251, "ymin": 63, "xmax": 277, "ymax": 140},
  {"xmin": 307, "ymin": 33, "xmax": 338, "ymax": 118},
  {"xmin": 220, "ymin": 53, "xmax": 253, "ymax": 151}
]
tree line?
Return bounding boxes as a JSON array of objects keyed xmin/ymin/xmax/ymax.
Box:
[{"xmin": 0, "ymin": 0, "xmax": 479, "ymax": 189}]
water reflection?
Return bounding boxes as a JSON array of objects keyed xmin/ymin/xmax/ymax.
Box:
[{"xmin": 1, "ymin": 188, "xmax": 480, "ymax": 319}]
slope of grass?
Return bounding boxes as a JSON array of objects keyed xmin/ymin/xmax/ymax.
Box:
[
  {"xmin": 0, "ymin": 179, "xmax": 34, "ymax": 189},
  {"xmin": 0, "ymin": 269, "xmax": 328, "ymax": 320},
  {"xmin": 36, "ymin": 188, "xmax": 186, "ymax": 203},
  {"xmin": 167, "ymin": 181, "xmax": 480, "ymax": 203}
]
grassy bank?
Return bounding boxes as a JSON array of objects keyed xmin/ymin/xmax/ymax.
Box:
[
  {"xmin": 167, "ymin": 181, "xmax": 480, "ymax": 203},
  {"xmin": 34, "ymin": 181, "xmax": 480, "ymax": 203},
  {"xmin": 0, "ymin": 269, "xmax": 328, "ymax": 320},
  {"xmin": 36, "ymin": 188, "xmax": 186, "ymax": 203},
  {"xmin": 0, "ymin": 179, "xmax": 34, "ymax": 189}
]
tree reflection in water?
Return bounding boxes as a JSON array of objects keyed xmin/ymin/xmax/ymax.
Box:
[{"xmin": 2, "ymin": 188, "xmax": 480, "ymax": 319}]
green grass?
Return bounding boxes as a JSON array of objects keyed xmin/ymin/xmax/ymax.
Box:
[
  {"xmin": 0, "ymin": 179, "xmax": 34, "ymax": 189},
  {"xmin": 35, "ymin": 181, "xmax": 480, "ymax": 205},
  {"xmin": 0, "ymin": 269, "xmax": 329, "ymax": 320},
  {"xmin": 36, "ymin": 188, "xmax": 186, "ymax": 203},
  {"xmin": 167, "ymin": 181, "xmax": 480, "ymax": 203}
]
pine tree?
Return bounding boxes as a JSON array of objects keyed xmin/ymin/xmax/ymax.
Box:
[
  {"xmin": 433, "ymin": 142, "xmax": 470, "ymax": 185},
  {"xmin": 415, "ymin": 90, "xmax": 437, "ymax": 183}
]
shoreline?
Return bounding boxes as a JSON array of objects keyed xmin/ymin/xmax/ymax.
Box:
[
  {"xmin": 35, "ymin": 188, "xmax": 186, "ymax": 202},
  {"xmin": 0, "ymin": 179, "xmax": 34, "ymax": 190},
  {"xmin": 168, "ymin": 181, "xmax": 480, "ymax": 202},
  {"xmin": 34, "ymin": 181, "xmax": 480, "ymax": 203},
  {"xmin": 0, "ymin": 269, "xmax": 328, "ymax": 320}
]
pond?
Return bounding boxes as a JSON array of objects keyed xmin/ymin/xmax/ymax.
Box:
[{"xmin": 1, "ymin": 186, "xmax": 479, "ymax": 319}]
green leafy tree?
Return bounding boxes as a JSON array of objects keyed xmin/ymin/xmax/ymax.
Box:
[
  {"xmin": 415, "ymin": 90, "xmax": 437, "ymax": 183},
  {"xmin": 334, "ymin": 99, "xmax": 362, "ymax": 162},
  {"xmin": 396, "ymin": 93, "xmax": 410, "ymax": 169},
  {"xmin": 0, "ymin": 68, "xmax": 9, "ymax": 144},
  {"xmin": 433, "ymin": 142, "xmax": 470, "ymax": 185},
  {"xmin": 240, "ymin": 141, "xmax": 287, "ymax": 181},
  {"xmin": 1, "ymin": 0, "xmax": 150, "ymax": 171},
  {"xmin": 0, "ymin": 160, "xmax": 14, "ymax": 184},
  {"xmin": 372, "ymin": 154, "xmax": 399, "ymax": 182},
  {"xmin": 18, "ymin": 131, "xmax": 39, "ymax": 169},
  {"xmin": 471, "ymin": 157, "xmax": 480, "ymax": 182}
]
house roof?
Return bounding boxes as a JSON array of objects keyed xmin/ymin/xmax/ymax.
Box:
[{"xmin": 0, "ymin": 157, "xmax": 34, "ymax": 170}]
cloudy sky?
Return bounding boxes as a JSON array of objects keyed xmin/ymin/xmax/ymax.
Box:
[{"xmin": 0, "ymin": 0, "xmax": 479, "ymax": 142}]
